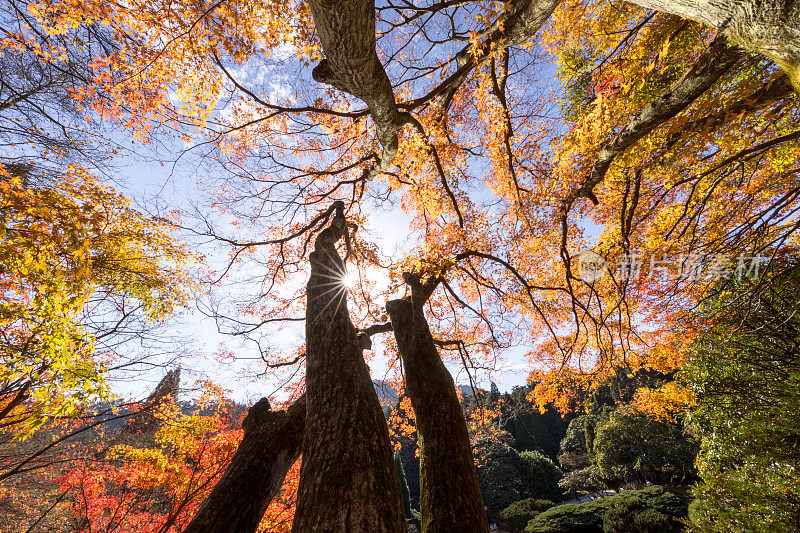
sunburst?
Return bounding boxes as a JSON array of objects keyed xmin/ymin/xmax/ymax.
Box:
[{"xmin": 310, "ymin": 260, "xmax": 358, "ymax": 317}]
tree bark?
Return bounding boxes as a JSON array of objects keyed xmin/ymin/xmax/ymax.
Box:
[
  {"xmin": 183, "ymin": 395, "xmax": 306, "ymax": 533},
  {"xmin": 305, "ymin": 0, "xmax": 562, "ymax": 175},
  {"xmin": 386, "ymin": 275, "xmax": 489, "ymax": 533},
  {"xmin": 306, "ymin": 0, "xmax": 406, "ymax": 176},
  {"xmin": 627, "ymin": 0, "xmax": 800, "ymax": 91},
  {"xmin": 292, "ymin": 202, "xmax": 406, "ymax": 533}
]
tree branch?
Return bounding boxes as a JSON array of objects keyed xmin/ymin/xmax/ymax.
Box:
[{"xmin": 575, "ymin": 34, "xmax": 743, "ymax": 206}]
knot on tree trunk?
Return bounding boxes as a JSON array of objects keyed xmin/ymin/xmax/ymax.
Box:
[{"xmin": 312, "ymin": 59, "xmax": 353, "ymax": 95}]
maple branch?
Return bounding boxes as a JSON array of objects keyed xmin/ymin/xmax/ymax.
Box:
[
  {"xmin": 664, "ymin": 129, "xmax": 800, "ymax": 242},
  {"xmin": 305, "ymin": 0, "xmax": 412, "ymax": 181},
  {"xmin": 363, "ymin": 322, "xmax": 393, "ymax": 336},
  {"xmin": 434, "ymin": 0, "xmax": 562, "ymax": 111},
  {"xmin": 626, "ymin": 0, "xmax": 800, "ymax": 90},
  {"xmin": 699, "ymin": 129, "xmax": 800, "ymax": 178},
  {"xmin": 573, "ymin": 34, "xmax": 744, "ymax": 206},
  {"xmin": 263, "ymin": 353, "xmax": 305, "ymax": 368},
  {"xmin": 405, "ymin": 115, "xmax": 465, "ymax": 226},
  {"xmin": 178, "ymin": 202, "xmax": 341, "ymax": 283},
  {"xmin": 212, "ymin": 50, "xmax": 367, "ymax": 119},
  {"xmin": 121, "ymin": 0, "xmax": 232, "ymax": 84},
  {"xmin": 548, "ymin": 33, "xmax": 752, "ymax": 341},
  {"xmin": 306, "ymin": 0, "xmax": 559, "ymax": 185},
  {"xmin": 643, "ymin": 73, "xmax": 794, "ymax": 169},
  {"xmin": 592, "ymin": 13, "xmax": 657, "ymax": 75}
]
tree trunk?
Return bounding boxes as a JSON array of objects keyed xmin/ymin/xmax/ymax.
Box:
[
  {"xmin": 182, "ymin": 395, "xmax": 306, "ymax": 533},
  {"xmin": 386, "ymin": 277, "xmax": 489, "ymax": 533},
  {"xmin": 292, "ymin": 202, "xmax": 406, "ymax": 533},
  {"xmin": 627, "ymin": 0, "xmax": 800, "ymax": 91}
]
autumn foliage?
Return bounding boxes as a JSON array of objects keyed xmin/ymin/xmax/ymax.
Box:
[{"xmin": 2, "ymin": 0, "xmax": 800, "ymax": 530}]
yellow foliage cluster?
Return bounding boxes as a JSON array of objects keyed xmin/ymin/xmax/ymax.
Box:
[{"xmin": 0, "ymin": 165, "xmax": 198, "ymax": 438}]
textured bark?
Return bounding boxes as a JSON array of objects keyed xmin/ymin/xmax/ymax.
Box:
[
  {"xmin": 292, "ymin": 201, "xmax": 406, "ymax": 533},
  {"xmin": 649, "ymin": 73, "xmax": 794, "ymax": 159},
  {"xmin": 386, "ymin": 276, "xmax": 489, "ymax": 533},
  {"xmin": 577, "ymin": 34, "xmax": 743, "ymax": 204},
  {"xmin": 306, "ymin": 0, "xmax": 406, "ymax": 175},
  {"xmin": 183, "ymin": 395, "xmax": 306, "ymax": 533},
  {"xmin": 627, "ymin": 0, "xmax": 800, "ymax": 90},
  {"xmin": 306, "ymin": 0, "xmax": 561, "ymax": 174}
]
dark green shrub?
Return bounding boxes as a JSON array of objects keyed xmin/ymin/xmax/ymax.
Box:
[
  {"xmin": 525, "ymin": 486, "xmax": 689, "ymax": 533},
  {"xmin": 603, "ymin": 501, "xmax": 678, "ymax": 533},
  {"xmin": 520, "ymin": 450, "xmax": 562, "ymax": 501},
  {"xmin": 593, "ymin": 408, "xmax": 698, "ymax": 489},
  {"xmin": 499, "ymin": 499, "xmax": 554, "ymax": 533},
  {"xmin": 605, "ymin": 485, "xmax": 689, "ymax": 518},
  {"xmin": 525, "ymin": 500, "xmax": 609, "ymax": 533}
]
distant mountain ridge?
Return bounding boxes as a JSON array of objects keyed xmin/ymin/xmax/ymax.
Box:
[{"xmin": 372, "ymin": 379, "xmax": 483, "ymax": 407}]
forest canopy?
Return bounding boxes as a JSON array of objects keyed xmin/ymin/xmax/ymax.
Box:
[{"xmin": 1, "ymin": 0, "xmax": 799, "ymax": 531}]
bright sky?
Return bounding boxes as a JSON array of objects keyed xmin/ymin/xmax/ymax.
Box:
[{"xmin": 109, "ymin": 149, "xmax": 535, "ymax": 404}]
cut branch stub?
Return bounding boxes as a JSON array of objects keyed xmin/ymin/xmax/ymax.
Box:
[{"xmin": 183, "ymin": 395, "xmax": 306, "ymax": 533}]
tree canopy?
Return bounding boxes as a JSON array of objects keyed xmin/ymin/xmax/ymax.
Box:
[{"xmin": 2, "ymin": 0, "xmax": 800, "ymax": 531}]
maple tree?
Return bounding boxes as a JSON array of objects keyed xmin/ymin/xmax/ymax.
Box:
[
  {"xmin": 3, "ymin": 0, "xmax": 800, "ymax": 530},
  {"xmin": 56, "ymin": 382, "xmax": 256, "ymax": 533},
  {"xmin": 0, "ymin": 164, "xmax": 196, "ymax": 440}
]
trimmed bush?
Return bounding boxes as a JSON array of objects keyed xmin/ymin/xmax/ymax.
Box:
[
  {"xmin": 499, "ymin": 499, "xmax": 554, "ymax": 533},
  {"xmin": 604, "ymin": 485, "xmax": 689, "ymax": 521},
  {"xmin": 593, "ymin": 408, "xmax": 698, "ymax": 489},
  {"xmin": 525, "ymin": 486, "xmax": 689, "ymax": 533},
  {"xmin": 525, "ymin": 500, "xmax": 608, "ymax": 533},
  {"xmin": 604, "ymin": 502, "xmax": 677, "ymax": 533}
]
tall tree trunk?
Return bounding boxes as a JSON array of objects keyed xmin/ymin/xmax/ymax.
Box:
[
  {"xmin": 183, "ymin": 395, "xmax": 306, "ymax": 533},
  {"xmin": 627, "ymin": 0, "xmax": 800, "ymax": 91},
  {"xmin": 292, "ymin": 202, "xmax": 406, "ymax": 533},
  {"xmin": 386, "ymin": 275, "xmax": 489, "ymax": 533}
]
